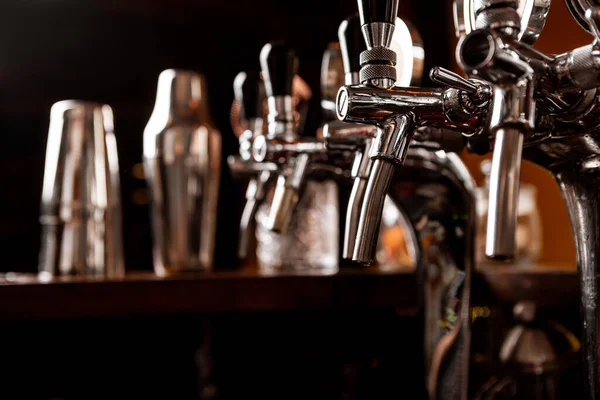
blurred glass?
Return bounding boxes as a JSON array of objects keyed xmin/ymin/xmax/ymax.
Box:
[
  {"xmin": 375, "ymin": 196, "xmax": 417, "ymax": 270},
  {"xmin": 475, "ymin": 160, "xmax": 543, "ymax": 264},
  {"xmin": 255, "ymin": 180, "xmax": 339, "ymax": 275}
]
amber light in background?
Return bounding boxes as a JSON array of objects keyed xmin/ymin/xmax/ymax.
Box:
[{"xmin": 448, "ymin": 0, "xmax": 590, "ymax": 266}]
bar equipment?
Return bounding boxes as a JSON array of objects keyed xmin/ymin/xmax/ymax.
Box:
[
  {"xmin": 328, "ymin": 7, "xmax": 485, "ymax": 398},
  {"xmin": 451, "ymin": 0, "xmax": 600, "ymax": 397},
  {"xmin": 38, "ymin": 100, "xmax": 124, "ymax": 278},
  {"xmin": 474, "ymin": 160, "xmax": 542, "ymax": 264},
  {"xmin": 143, "ymin": 69, "xmax": 221, "ymax": 276},
  {"xmin": 251, "ymin": 42, "xmax": 343, "ymax": 273},
  {"xmin": 232, "ymin": 71, "xmax": 270, "ymax": 261}
]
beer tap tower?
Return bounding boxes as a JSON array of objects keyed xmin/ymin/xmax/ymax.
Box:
[
  {"xmin": 453, "ymin": 0, "xmax": 600, "ymax": 397},
  {"xmin": 329, "ymin": 7, "xmax": 483, "ymax": 399}
]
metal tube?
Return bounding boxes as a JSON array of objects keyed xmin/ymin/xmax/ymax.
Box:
[
  {"xmin": 238, "ymin": 171, "xmax": 271, "ymax": 260},
  {"xmin": 267, "ymin": 153, "xmax": 310, "ymax": 233},
  {"xmin": 485, "ymin": 128, "xmax": 524, "ymax": 260},
  {"xmin": 555, "ymin": 168, "xmax": 600, "ymax": 399},
  {"xmin": 352, "ymin": 159, "xmax": 396, "ymax": 263}
]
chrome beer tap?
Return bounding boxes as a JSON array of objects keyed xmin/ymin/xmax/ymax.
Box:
[
  {"xmin": 252, "ymin": 42, "xmax": 354, "ymax": 234},
  {"xmin": 254, "ymin": 41, "xmax": 308, "ymax": 233},
  {"xmin": 334, "ymin": 0, "xmax": 489, "ymax": 265},
  {"xmin": 230, "ymin": 71, "xmax": 273, "ymax": 261},
  {"xmin": 327, "ymin": 9, "xmax": 481, "ymax": 399},
  {"xmin": 453, "ymin": 0, "xmax": 600, "ymax": 397}
]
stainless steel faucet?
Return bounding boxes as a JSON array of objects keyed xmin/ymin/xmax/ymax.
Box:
[
  {"xmin": 327, "ymin": 9, "xmax": 480, "ymax": 398},
  {"xmin": 250, "ymin": 42, "xmax": 355, "ymax": 234},
  {"xmin": 143, "ymin": 69, "xmax": 221, "ymax": 276},
  {"xmin": 334, "ymin": 0, "xmax": 489, "ymax": 265},
  {"xmin": 38, "ymin": 100, "xmax": 124, "ymax": 278},
  {"xmin": 453, "ymin": 0, "xmax": 600, "ymax": 397},
  {"xmin": 231, "ymin": 71, "xmax": 272, "ymax": 261}
]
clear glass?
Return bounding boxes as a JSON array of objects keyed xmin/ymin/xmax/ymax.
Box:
[{"xmin": 255, "ymin": 180, "xmax": 339, "ymax": 275}]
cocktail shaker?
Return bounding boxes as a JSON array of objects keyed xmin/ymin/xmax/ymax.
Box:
[
  {"xmin": 144, "ymin": 69, "xmax": 221, "ymax": 276},
  {"xmin": 38, "ymin": 100, "xmax": 124, "ymax": 278}
]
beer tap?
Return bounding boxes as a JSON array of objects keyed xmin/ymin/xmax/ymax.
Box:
[
  {"xmin": 254, "ymin": 41, "xmax": 308, "ymax": 233},
  {"xmin": 327, "ymin": 9, "xmax": 479, "ymax": 398},
  {"xmin": 231, "ymin": 71, "xmax": 272, "ymax": 261},
  {"xmin": 455, "ymin": 1, "xmax": 536, "ymax": 261},
  {"xmin": 452, "ymin": 0, "xmax": 600, "ymax": 397},
  {"xmin": 253, "ymin": 41, "xmax": 354, "ymax": 234},
  {"xmin": 334, "ymin": 0, "xmax": 489, "ymax": 264}
]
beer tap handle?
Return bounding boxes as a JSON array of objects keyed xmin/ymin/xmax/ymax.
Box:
[
  {"xmin": 233, "ymin": 71, "xmax": 264, "ymax": 122},
  {"xmin": 357, "ymin": 0, "xmax": 399, "ymax": 88},
  {"xmin": 260, "ymin": 41, "xmax": 296, "ymax": 98},
  {"xmin": 430, "ymin": 66, "xmax": 477, "ymax": 93},
  {"xmin": 358, "ymin": 0, "xmax": 397, "ymax": 28},
  {"xmin": 259, "ymin": 41, "xmax": 297, "ymax": 140},
  {"xmin": 339, "ymin": 13, "xmax": 367, "ymax": 85}
]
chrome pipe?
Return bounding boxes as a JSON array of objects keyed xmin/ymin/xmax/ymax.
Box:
[
  {"xmin": 555, "ymin": 168, "xmax": 600, "ymax": 399},
  {"xmin": 485, "ymin": 128, "xmax": 524, "ymax": 259}
]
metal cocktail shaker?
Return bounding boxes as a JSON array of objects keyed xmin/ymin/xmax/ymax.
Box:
[
  {"xmin": 144, "ymin": 69, "xmax": 221, "ymax": 276},
  {"xmin": 38, "ymin": 100, "xmax": 124, "ymax": 278}
]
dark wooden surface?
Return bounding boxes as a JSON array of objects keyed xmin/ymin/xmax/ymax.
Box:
[
  {"xmin": 0, "ymin": 262, "xmax": 580, "ymax": 321},
  {"xmin": 0, "ymin": 266, "xmax": 419, "ymax": 320}
]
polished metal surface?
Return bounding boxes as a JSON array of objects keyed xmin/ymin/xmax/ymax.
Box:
[
  {"xmin": 361, "ymin": 22, "xmax": 395, "ymax": 49},
  {"xmin": 452, "ymin": 0, "xmax": 600, "ymax": 396},
  {"xmin": 457, "ymin": 7, "xmax": 536, "ymax": 261},
  {"xmin": 453, "ymin": 0, "xmax": 550, "ymax": 44},
  {"xmin": 390, "ymin": 147, "xmax": 477, "ymax": 400},
  {"xmin": 486, "ymin": 128, "xmax": 524, "ymax": 259},
  {"xmin": 39, "ymin": 100, "xmax": 124, "ymax": 278},
  {"xmin": 566, "ymin": 0, "xmax": 600, "ymax": 32},
  {"xmin": 555, "ymin": 168, "xmax": 600, "ymax": 398},
  {"xmin": 238, "ymin": 171, "xmax": 272, "ymax": 260},
  {"xmin": 523, "ymin": 134, "xmax": 600, "ymax": 399},
  {"xmin": 143, "ymin": 69, "xmax": 221, "ymax": 276},
  {"xmin": 266, "ymin": 95, "xmax": 295, "ymax": 140}
]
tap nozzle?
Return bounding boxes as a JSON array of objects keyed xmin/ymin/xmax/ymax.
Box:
[
  {"xmin": 457, "ymin": 9, "xmax": 535, "ymax": 261},
  {"xmin": 267, "ymin": 153, "xmax": 310, "ymax": 233}
]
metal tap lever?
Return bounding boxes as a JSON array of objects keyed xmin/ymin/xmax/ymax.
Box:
[
  {"xmin": 233, "ymin": 70, "xmax": 268, "ymax": 260},
  {"xmin": 259, "ymin": 41, "xmax": 304, "ymax": 233},
  {"xmin": 357, "ymin": 0, "xmax": 399, "ymax": 88},
  {"xmin": 430, "ymin": 66, "xmax": 477, "ymax": 94}
]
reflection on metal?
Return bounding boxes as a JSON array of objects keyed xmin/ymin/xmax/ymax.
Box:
[
  {"xmin": 38, "ymin": 100, "xmax": 124, "ymax": 278},
  {"xmin": 143, "ymin": 69, "xmax": 221, "ymax": 276}
]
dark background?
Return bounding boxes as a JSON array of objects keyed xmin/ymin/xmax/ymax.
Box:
[{"xmin": 0, "ymin": 0, "xmax": 452, "ymax": 272}]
